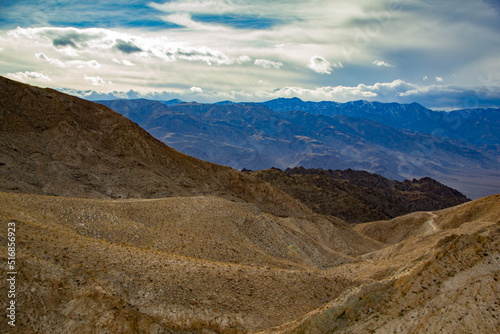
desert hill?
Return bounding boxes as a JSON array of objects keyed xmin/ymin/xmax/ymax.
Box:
[
  {"xmin": 354, "ymin": 193, "xmax": 500, "ymax": 244},
  {"xmin": 264, "ymin": 194, "xmax": 500, "ymax": 333},
  {"xmin": 248, "ymin": 167, "xmax": 469, "ymax": 223},
  {"xmin": 1, "ymin": 192, "xmax": 498, "ymax": 333},
  {"xmin": 0, "ymin": 191, "xmax": 382, "ymax": 333},
  {"xmin": 0, "ymin": 76, "xmax": 309, "ymax": 217}
]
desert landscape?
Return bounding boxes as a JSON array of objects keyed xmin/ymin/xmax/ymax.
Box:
[{"xmin": 1, "ymin": 77, "xmax": 499, "ymax": 333}]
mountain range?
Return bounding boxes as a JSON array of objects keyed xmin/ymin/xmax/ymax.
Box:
[
  {"xmin": 263, "ymin": 97, "xmax": 500, "ymax": 149},
  {"xmin": 1, "ymin": 76, "xmax": 499, "ymax": 333},
  {"xmin": 98, "ymin": 98, "xmax": 500, "ymax": 199}
]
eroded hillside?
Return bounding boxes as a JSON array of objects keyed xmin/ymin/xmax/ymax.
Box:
[
  {"xmin": 267, "ymin": 195, "xmax": 500, "ymax": 333},
  {"xmin": 0, "ymin": 191, "xmax": 381, "ymax": 333}
]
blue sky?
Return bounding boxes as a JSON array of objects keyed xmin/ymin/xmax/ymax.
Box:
[{"xmin": 1, "ymin": 0, "xmax": 500, "ymax": 109}]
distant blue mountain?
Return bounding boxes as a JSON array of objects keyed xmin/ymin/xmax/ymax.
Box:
[
  {"xmin": 97, "ymin": 99, "xmax": 500, "ymax": 199},
  {"xmin": 262, "ymin": 98, "xmax": 500, "ymax": 150},
  {"xmin": 162, "ymin": 99, "xmax": 184, "ymax": 106}
]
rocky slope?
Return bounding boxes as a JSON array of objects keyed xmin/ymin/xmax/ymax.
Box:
[
  {"xmin": 248, "ymin": 167, "xmax": 469, "ymax": 224},
  {"xmin": 1, "ymin": 193, "xmax": 498, "ymax": 333},
  {"xmin": 0, "ymin": 76, "xmax": 310, "ymax": 217}
]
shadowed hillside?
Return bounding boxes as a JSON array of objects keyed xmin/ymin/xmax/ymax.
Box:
[
  {"xmin": 0, "ymin": 76, "xmax": 310, "ymax": 217},
  {"xmin": 248, "ymin": 167, "xmax": 469, "ymax": 224},
  {"xmin": 98, "ymin": 98, "xmax": 500, "ymax": 199}
]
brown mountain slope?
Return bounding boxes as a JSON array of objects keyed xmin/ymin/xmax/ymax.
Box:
[
  {"xmin": 267, "ymin": 194, "xmax": 500, "ymax": 333},
  {"xmin": 0, "ymin": 76, "xmax": 310, "ymax": 217},
  {"xmin": 248, "ymin": 167, "xmax": 470, "ymax": 223},
  {"xmin": 0, "ymin": 191, "xmax": 383, "ymax": 333}
]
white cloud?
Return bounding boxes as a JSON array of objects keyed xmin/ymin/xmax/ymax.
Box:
[
  {"xmin": 176, "ymin": 46, "xmax": 233, "ymax": 65},
  {"xmin": 190, "ymin": 86, "xmax": 203, "ymax": 93},
  {"xmin": 237, "ymin": 55, "xmax": 252, "ymax": 64},
  {"xmin": 112, "ymin": 58, "xmax": 135, "ymax": 66},
  {"xmin": 163, "ymin": 13, "xmax": 209, "ymax": 29},
  {"xmin": 1, "ymin": 1, "xmax": 499, "ymax": 112},
  {"xmin": 254, "ymin": 59, "xmax": 283, "ymax": 69},
  {"xmin": 150, "ymin": 0, "xmax": 253, "ymax": 16},
  {"xmin": 7, "ymin": 71, "xmax": 52, "ymax": 83},
  {"xmin": 373, "ymin": 60, "xmax": 394, "ymax": 67},
  {"xmin": 435, "ymin": 76, "xmax": 444, "ymax": 82},
  {"xmin": 35, "ymin": 53, "xmax": 66, "ymax": 68},
  {"xmin": 68, "ymin": 60, "xmax": 102, "ymax": 69},
  {"xmin": 423, "ymin": 76, "xmax": 428, "ymax": 81},
  {"xmin": 308, "ymin": 56, "xmax": 332, "ymax": 74},
  {"xmin": 84, "ymin": 75, "xmax": 110, "ymax": 86}
]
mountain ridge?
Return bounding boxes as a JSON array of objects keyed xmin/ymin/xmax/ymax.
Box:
[
  {"xmin": 247, "ymin": 167, "xmax": 470, "ymax": 224},
  {"xmin": 262, "ymin": 97, "xmax": 500, "ymax": 148},
  {"xmin": 98, "ymin": 98, "xmax": 500, "ymax": 198}
]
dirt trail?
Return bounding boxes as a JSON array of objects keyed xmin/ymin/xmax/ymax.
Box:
[{"xmin": 425, "ymin": 212, "xmax": 439, "ymax": 232}]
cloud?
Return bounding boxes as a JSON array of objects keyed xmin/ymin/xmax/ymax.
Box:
[
  {"xmin": 48, "ymin": 30, "xmax": 101, "ymax": 49},
  {"xmin": 113, "ymin": 39, "xmax": 142, "ymax": 54},
  {"xmin": 60, "ymin": 77, "xmax": 500, "ymax": 110},
  {"xmin": 254, "ymin": 59, "xmax": 283, "ymax": 69},
  {"xmin": 35, "ymin": 53, "xmax": 66, "ymax": 68},
  {"xmin": 150, "ymin": 0, "xmax": 241, "ymax": 15},
  {"xmin": 373, "ymin": 60, "xmax": 394, "ymax": 67},
  {"xmin": 84, "ymin": 75, "xmax": 110, "ymax": 86},
  {"xmin": 190, "ymin": 86, "xmax": 203, "ymax": 93},
  {"xmin": 237, "ymin": 55, "xmax": 252, "ymax": 64},
  {"xmin": 435, "ymin": 76, "xmax": 444, "ymax": 82},
  {"xmin": 1, "ymin": 1, "xmax": 499, "ymax": 111},
  {"xmin": 162, "ymin": 12, "xmax": 230, "ymax": 31},
  {"xmin": 176, "ymin": 46, "xmax": 233, "ymax": 65},
  {"xmin": 112, "ymin": 58, "xmax": 135, "ymax": 66},
  {"xmin": 6, "ymin": 71, "xmax": 52, "ymax": 83},
  {"xmin": 67, "ymin": 60, "xmax": 102, "ymax": 69},
  {"xmin": 308, "ymin": 56, "xmax": 332, "ymax": 74}
]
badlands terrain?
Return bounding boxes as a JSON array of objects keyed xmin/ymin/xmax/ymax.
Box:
[{"xmin": 0, "ymin": 76, "xmax": 499, "ymax": 333}]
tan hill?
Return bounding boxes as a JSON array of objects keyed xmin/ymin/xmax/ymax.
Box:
[
  {"xmin": 0, "ymin": 191, "xmax": 382, "ymax": 333},
  {"xmin": 248, "ymin": 167, "xmax": 470, "ymax": 224},
  {"xmin": 0, "ymin": 77, "xmax": 383, "ymax": 332},
  {"xmin": 1, "ymin": 194, "xmax": 498, "ymax": 333},
  {"xmin": 0, "ymin": 76, "xmax": 310, "ymax": 217},
  {"xmin": 266, "ymin": 194, "xmax": 500, "ymax": 333},
  {"xmin": 354, "ymin": 193, "xmax": 500, "ymax": 244}
]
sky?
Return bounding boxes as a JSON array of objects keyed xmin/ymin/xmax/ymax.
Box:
[{"xmin": 1, "ymin": 0, "xmax": 500, "ymax": 109}]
